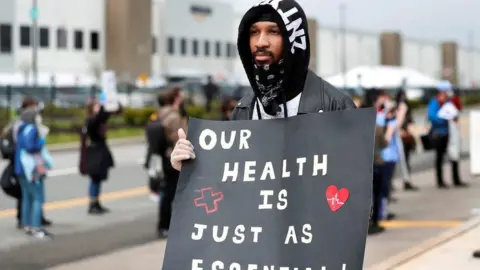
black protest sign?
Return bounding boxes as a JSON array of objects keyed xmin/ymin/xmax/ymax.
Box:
[{"xmin": 162, "ymin": 108, "xmax": 376, "ymax": 270}]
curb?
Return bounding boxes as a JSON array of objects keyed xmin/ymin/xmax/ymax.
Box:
[
  {"xmin": 48, "ymin": 136, "xmax": 145, "ymax": 153},
  {"xmin": 368, "ymin": 215, "xmax": 480, "ymax": 270}
]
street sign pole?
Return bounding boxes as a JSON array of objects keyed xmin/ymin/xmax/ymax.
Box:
[{"xmin": 31, "ymin": 0, "xmax": 38, "ymax": 88}]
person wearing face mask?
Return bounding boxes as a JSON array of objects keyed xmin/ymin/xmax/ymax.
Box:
[
  {"xmin": 169, "ymin": 0, "xmax": 355, "ymax": 171},
  {"xmin": 15, "ymin": 105, "xmax": 53, "ymax": 239},
  {"xmin": 1, "ymin": 97, "xmax": 53, "ymax": 229}
]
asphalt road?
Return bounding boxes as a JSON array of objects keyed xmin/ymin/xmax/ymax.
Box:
[
  {"xmin": 0, "ymin": 109, "xmax": 475, "ymax": 270},
  {"xmin": 38, "ymin": 158, "xmax": 480, "ymax": 270}
]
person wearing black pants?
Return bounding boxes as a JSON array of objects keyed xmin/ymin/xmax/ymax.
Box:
[
  {"xmin": 434, "ymin": 134, "xmax": 464, "ymax": 188},
  {"xmin": 155, "ymin": 88, "xmax": 186, "ymax": 238},
  {"xmin": 366, "ymin": 90, "xmax": 388, "ymax": 235},
  {"xmin": 157, "ymin": 171, "xmax": 179, "ymax": 236},
  {"xmin": 427, "ymin": 87, "xmax": 467, "ymax": 188},
  {"xmin": 370, "ymin": 164, "xmax": 385, "ymax": 234}
]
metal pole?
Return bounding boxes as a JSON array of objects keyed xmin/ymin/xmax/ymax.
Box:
[
  {"xmin": 340, "ymin": 3, "xmax": 347, "ymax": 89},
  {"xmin": 31, "ymin": 0, "xmax": 38, "ymax": 88},
  {"xmin": 469, "ymin": 30, "xmax": 475, "ymax": 87}
]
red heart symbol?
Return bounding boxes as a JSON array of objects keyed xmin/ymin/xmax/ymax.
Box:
[{"xmin": 325, "ymin": 185, "xmax": 349, "ymax": 212}]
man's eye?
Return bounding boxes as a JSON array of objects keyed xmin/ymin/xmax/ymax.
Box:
[
  {"xmin": 270, "ymin": 29, "xmax": 280, "ymax": 34},
  {"xmin": 250, "ymin": 30, "xmax": 259, "ymax": 35}
]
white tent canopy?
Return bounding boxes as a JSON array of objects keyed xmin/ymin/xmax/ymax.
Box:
[{"xmin": 325, "ymin": 66, "xmax": 441, "ymax": 89}]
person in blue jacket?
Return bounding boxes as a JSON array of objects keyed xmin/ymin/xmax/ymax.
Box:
[
  {"xmin": 427, "ymin": 84, "xmax": 467, "ymax": 188},
  {"xmin": 14, "ymin": 107, "xmax": 52, "ymax": 239}
]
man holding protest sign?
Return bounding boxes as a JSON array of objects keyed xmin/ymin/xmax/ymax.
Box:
[
  {"xmin": 163, "ymin": 0, "xmax": 374, "ymax": 269},
  {"xmin": 171, "ymin": 0, "xmax": 355, "ymax": 168}
]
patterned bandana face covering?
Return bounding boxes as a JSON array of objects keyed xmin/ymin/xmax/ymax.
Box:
[{"xmin": 253, "ymin": 58, "xmax": 285, "ymax": 114}]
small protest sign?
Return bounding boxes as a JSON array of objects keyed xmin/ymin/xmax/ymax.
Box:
[
  {"xmin": 101, "ymin": 70, "xmax": 119, "ymax": 112},
  {"xmin": 162, "ymin": 108, "xmax": 376, "ymax": 270}
]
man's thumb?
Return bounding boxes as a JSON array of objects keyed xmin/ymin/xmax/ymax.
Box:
[{"xmin": 178, "ymin": 128, "xmax": 186, "ymax": 139}]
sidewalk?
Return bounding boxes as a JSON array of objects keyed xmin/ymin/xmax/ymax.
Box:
[
  {"xmin": 396, "ymin": 223, "xmax": 480, "ymax": 269},
  {"xmin": 371, "ymin": 216, "xmax": 480, "ymax": 270}
]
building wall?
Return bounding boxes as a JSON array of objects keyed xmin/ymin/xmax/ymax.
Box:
[
  {"xmin": 316, "ymin": 26, "xmax": 380, "ymax": 78},
  {"xmin": 457, "ymin": 47, "xmax": 480, "ymax": 87},
  {"xmin": 419, "ymin": 42, "xmax": 441, "ymax": 80},
  {"xmin": 402, "ymin": 40, "xmax": 422, "ymax": 71},
  {"xmin": 106, "ymin": 0, "xmax": 151, "ymax": 82},
  {"xmin": 307, "ymin": 18, "xmax": 318, "ymax": 73},
  {"xmin": 380, "ymin": 32, "xmax": 402, "ymax": 66},
  {"xmin": 475, "ymin": 51, "xmax": 480, "ymax": 86},
  {"xmin": 153, "ymin": 0, "xmax": 235, "ymax": 79},
  {"xmin": 441, "ymin": 42, "xmax": 458, "ymax": 84},
  {"xmin": 151, "ymin": 0, "xmax": 164, "ymax": 77},
  {"xmin": 232, "ymin": 13, "xmax": 247, "ymax": 84},
  {"xmin": 0, "ymin": 0, "xmax": 15, "ymax": 73},
  {"xmin": 402, "ymin": 39, "xmax": 441, "ymax": 79},
  {"xmin": 14, "ymin": 0, "xmax": 105, "ymax": 77}
]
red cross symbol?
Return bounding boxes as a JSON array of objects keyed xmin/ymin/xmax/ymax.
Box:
[{"xmin": 194, "ymin": 187, "xmax": 224, "ymax": 214}]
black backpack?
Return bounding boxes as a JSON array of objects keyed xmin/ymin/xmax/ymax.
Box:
[
  {"xmin": 1, "ymin": 123, "xmax": 16, "ymax": 160},
  {"xmin": 145, "ymin": 113, "xmax": 169, "ymax": 157},
  {"xmin": 0, "ymin": 162, "xmax": 21, "ymax": 199}
]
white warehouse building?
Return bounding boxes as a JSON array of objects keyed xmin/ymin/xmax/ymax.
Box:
[
  {"xmin": 316, "ymin": 26, "xmax": 381, "ymax": 78},
  {"xmin": 1, "ymin": 0, "xmax": 479, "ymax": 88},
  {"xmin": 0, "ymin": 0, "xmax": 105, "ymax": 85},
  {"xmin": 151, "ymin": 0, "xmax": 236, "ymax": 80}
]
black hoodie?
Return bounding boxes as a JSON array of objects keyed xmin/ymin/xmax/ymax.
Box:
[
  {"xmin": 233, "ymin": 0, "xmax": 355, "ymax": 120},
  {"xmin": 238, "ymin": 0, "xmax": 309, "ymax": 104}
]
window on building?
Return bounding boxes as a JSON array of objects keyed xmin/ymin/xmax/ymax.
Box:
[
  {"xmin": 192, "ymin": 39, "xmax": 198, "ymax": 56},
  {"xmin": 152, "ymin": 36, "xmax": 157, "ymax": 54},
  {"xmin": 20, "ymin": 26, "xmax": 31, "ymax": 47},
  {"xmin": 230, "ymin": 43, "xmax": 237, "ymax": 58},
  {"xmin": 180, "ymin": 38, "xmax": 187, "ymax": 55},
  {"xmin": 204, "ymin": 40, "xmax": 210, "ymax": 56},
  {"xmin": 74, "ymin": 30, "xmax": 83, "ymax": 50},
  {"xmin": 0, "ymin": 24, "xmax": 12, "ymax": 53},
  {"xmin": 39, "ymin": 27, "xmax": 49, "ymax": 48},
  {"xmin": 226, "ymin": 43, "xmax": 231, "ymax": 58},
  {"xmin": 56, "ymin": 28, "xmax": 67, "ymax": 49},
  {"xmin": 167, "ymin": 37, "xmax": 174, "ymax": 55},
  {"xmin": 215, "ymin": 41, "xmax": 221, "ymax": 57},
  {"xmin": 90, "ymin": 31, "xmax": 99, "ymax": 51}
]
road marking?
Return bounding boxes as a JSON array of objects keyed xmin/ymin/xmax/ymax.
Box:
[
  {"xmin": 380, "ymin": 220, "xmax": 461, "ymax": 228},
  {"xmin": 0, "ymin": 183, "xmax": 463, "ymax": 231},
  {"xmin": 0, "ymin": 186, "xmax": 149, "ymax": 218}
]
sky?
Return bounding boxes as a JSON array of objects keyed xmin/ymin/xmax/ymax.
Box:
[{"xmin": 221, "ymin": 0, "xmax": 479, "ymax": 49}]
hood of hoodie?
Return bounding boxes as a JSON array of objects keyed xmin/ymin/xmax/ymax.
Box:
[
  {"xmin": 237, "ymin": 0, "xmax": 310, "ymax": 103},
  {"xmin": 20, "ymin": 108, "xmax": 38, "ymax": 124}
]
